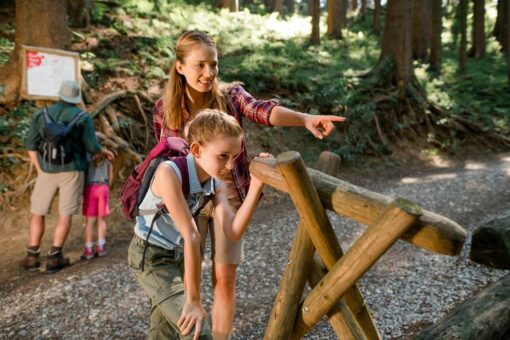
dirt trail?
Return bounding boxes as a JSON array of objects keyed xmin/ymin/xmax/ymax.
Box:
[{"xmin": 1, "ymin": 152, "xmax": 509, "ymax": 339}]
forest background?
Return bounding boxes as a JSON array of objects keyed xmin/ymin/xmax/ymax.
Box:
[
  {"xmin": 0, "ymin": 1, "xmax": 509, "ymax": 338},
  {"xmin": 0, "ymin": 0, "xmax": 509, "ymax": 201}
]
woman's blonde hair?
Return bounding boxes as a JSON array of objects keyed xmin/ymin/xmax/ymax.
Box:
[
  {"xmin": 187, "ymin": 109, "xmax": 243, "ymax": 145},
  {"xmin": 163, "ymin": 30, "xmax": 228, "ymax": 130}
]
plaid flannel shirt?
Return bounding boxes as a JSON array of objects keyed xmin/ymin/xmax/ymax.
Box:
[{"xmin": 153, "ymin": 84, "xmax": 279, "ymax": 200}]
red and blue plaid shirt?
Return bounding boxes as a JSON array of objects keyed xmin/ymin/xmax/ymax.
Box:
[{"xmin": 153, "ymin": 84, "xmax": 279, "ymax": 200}]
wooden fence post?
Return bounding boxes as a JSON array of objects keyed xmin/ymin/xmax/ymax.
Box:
[
  {"xmin": 292, "ymin": 198, "xmax": 422, "ymax": 338},
  {"xmin": 275, "ymin": 151, "xmax": 380, "ymax": 339},
  {"xmin": 265, "ymin": 152, "xmax": 353, "ymax": 339}
]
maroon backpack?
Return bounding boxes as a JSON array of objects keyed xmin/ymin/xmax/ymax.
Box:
[{"xmin": 121, "ymin": 136, "xmax": 190, "ymax": 220}]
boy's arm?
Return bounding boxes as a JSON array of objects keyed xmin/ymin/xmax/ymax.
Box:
[
  {"xmin": 214, "ymin": 173, "xmax": 265, "ymax": 242},
  {"xmin": 151, "ymin": 164, "xmax": 206, "ymax": 338}
]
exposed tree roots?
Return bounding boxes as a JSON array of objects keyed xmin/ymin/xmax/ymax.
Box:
[
  {"xmin": 352, "ymin": 68, "xmax": 510, "ymax": 157},
  {"xmin": 0, "ymin": 87, "xmax": 157, "ymax": 207}
]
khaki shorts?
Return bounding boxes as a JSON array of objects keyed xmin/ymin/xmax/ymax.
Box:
[
  {"xmin": 196, "ymin": 198, "xmax": 243, "ymax": 265},
  {"xmin": 128, "ymin": 235, "xmax": 212, "ymax": 340},
  {"xmin": 30, "ymin": 171, "xmax": 84, "ymax": 216}
]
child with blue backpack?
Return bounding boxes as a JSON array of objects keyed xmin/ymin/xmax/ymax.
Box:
[{"xmin": 128, "ymin": 109, "xmax": 269, "ymax": 340}]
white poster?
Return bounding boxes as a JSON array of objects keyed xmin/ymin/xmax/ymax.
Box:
[{"xmin": 21, "ymin": 46, "xmax": 79, "ymax": 100}]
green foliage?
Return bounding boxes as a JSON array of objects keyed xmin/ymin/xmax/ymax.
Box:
[
  {"xmin": 0, "ymin": 36, "xmax": 14, "ymax": 66},
  {"xmin": 0, "ymin": 102, "xmax": 33, "ymax": 154},
  {"xmin": 3, "ymin": 1, "xmax": 507, "ymax": 165}
]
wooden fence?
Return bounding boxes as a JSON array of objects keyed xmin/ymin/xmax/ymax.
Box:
[{"xmin": 249, "ymin": 151, "xmax": 467, "ymax": 339}]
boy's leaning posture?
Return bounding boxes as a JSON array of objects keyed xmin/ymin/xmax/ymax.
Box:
[{"xmin": 128, "ymin": 110, "xmax": 268, "ymax": 340}]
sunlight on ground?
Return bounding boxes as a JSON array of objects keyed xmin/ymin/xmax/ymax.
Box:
[
  {"xmin": 463, "ymin": 162, "xmax": 488, "ymax": 170},
  {"xmin": 400, "ymin": 173, "xmax": 458, "ymax": 184}
]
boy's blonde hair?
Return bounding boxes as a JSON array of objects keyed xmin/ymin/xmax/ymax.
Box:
[
  {"xmin": 163, "ymin": 30, "xmax": 227, "ymax": 130},
  {"xmin": 187, "ymin": 109, "xmax": 243, "ymax": 145}
]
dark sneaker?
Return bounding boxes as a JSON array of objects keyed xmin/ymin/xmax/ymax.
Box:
[
  {"xmin": 20, "ymin": 254, "xmax": 41, "ymax": 272},
  {"xmin": 80, "ymin": 246, "xmax": 95, "ymax": 260},
  {"xmin": 46, "ymin": 251, "xmax": 70, "ymax": 273}
]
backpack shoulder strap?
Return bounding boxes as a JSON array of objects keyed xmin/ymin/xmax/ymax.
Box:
[
  {"xmin": 67, "ymin": 111, "xmax": 86, "ymax": 127},
  {"xmin": 172, "ymin": 157, "xmax": 190, "ymax": 197},
  {"xmin": 43, "ymin": 107, "xmax": 52, "ymax": 124}
]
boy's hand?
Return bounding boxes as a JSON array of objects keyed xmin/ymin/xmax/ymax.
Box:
[
  {"xmin": 177, "ymin": 301, "xmax": 207, "ymax": 340},
  {"xmin": 251, "ymin": 152, "xmax": 273, "ymax": 190}
]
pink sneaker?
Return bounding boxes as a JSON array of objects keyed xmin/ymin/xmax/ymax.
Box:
[
  {"xmin": 95, "ymin": 243, "xmax": 107, "ymax": 257},
  {"xmin": 80, "ymin": 246, "xmax": 95, "ymax": 260}
]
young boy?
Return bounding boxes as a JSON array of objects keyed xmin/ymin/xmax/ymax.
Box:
[{"xmin": 128, "ymin": 109, "xmax": 268, "ymax": 340}]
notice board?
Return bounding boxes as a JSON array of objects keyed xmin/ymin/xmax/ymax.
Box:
[{"xmin": 20, "ymin": 45, "xmax": 80, "ymax": 101}]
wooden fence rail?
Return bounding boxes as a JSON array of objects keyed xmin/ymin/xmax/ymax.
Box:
[
  {"xmin": 251, "ymin": 151, "xmax": 467, "ymax": 339},
  {"xmin": 250, "ymin": 156, "xmax": 466, "ymax": 256}
]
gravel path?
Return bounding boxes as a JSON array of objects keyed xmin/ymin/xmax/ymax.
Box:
[{"xmin": 1, "ymin": 153, "xmax": 509, "ymax": 339}]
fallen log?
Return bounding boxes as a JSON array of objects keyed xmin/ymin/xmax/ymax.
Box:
[{"xmin": 415, "ymin": 273, "xmax": 510, "ymax": 339}]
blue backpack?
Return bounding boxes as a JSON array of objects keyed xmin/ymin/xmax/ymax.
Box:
[{"xmin": 39, "ymin": 108, "xmax": 85, "ymax": 167}]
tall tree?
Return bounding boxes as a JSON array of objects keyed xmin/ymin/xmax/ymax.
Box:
[
  {"xmin": 340, "ymin": 0, "xmax": 348, "ymax": 28},
  {"xmin": 360, "ymin": 0, "xmax": 367, "ymax": 18},
  {"xmin": 285, "ymin": 0, "xmax": 295, "ymax": 14},
  {"xmin": 270, "ymin": 0, "xmax": 284, "ymax": 13},
  {"xmin": 412, "ymin": 0, "xmax": 431, "ymax": 60},
  {"xmin": 469, "ymin": 0, "xmax": 486, "ymax": 58},
  {"xmin": 328, "ymin": 0, "xmax": 342, "ymax": 39},
  {"xmin": 0, "ymin": 0, "xmax": 71, "ymax": 105},
  {"xmin": 218, "ymin": 0, "xmax": 239, "ymax": 11},
  {"xmin": 506, "ymin": 0, "xmax": 510, "ymax": 81},
  {"xmin": 374, "ymin": 0, "xmax": 413, "ymax": 87},
  {"xmin": 493, "ymin": 0, "xmax": 509, "ymax": 54},
  {"xmin": 429, "ymin": 0, "xmax": 442, "ymax": 72},
  {"xmin": 67, "ymin": 0, "xmax": 92, "ymax": 28},
  {"xmin": 311, "ymin": 0, "xmax": 320, "ymax": 45},
  {"xmin": 459, "ymin": 0, "xmax": 468, "ymax": 72},
  {"xmin": 351, "ymin": 0, "xmax": 358, "ymax": 11},
  {"xmin": 372, "ymin": 0, "xmax": 381, "ymax": 35}
]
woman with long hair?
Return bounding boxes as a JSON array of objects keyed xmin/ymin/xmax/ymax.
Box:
[{"xmin": 153, "ymin": 30, "xmax": 345, "ymax": 339}]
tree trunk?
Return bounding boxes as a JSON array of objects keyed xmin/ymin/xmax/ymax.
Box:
[
  {"xmin": 412, "ymin": 0, "xmax": 431, "ymax": 60},
  {"xmin": 469, "ymin": 0, "xmax": 486, "ymax": 58},
  {"xmin": 429, "ymin": 0, "xmax": 442, "ymax": 72},
  {"xmin": 493, "ymin": 0, "xmax": 509, "ymax": 54},
  {"xmin": 340, "ymin": 0, "xmax": 348, "ymax": 28},
  {"xmin": 271, "ymin": 0, "xmax": 284, "ymax": 13},
  {"xmin": 0, "ymin": 0, "xmax": 70, "ymax": 106},
  {"xmin": 507, "ymin": 0, "xmax": 510, "ymax": 81},
  {"xmin": 375, "ymin": 0, "xmax": 414, "ymax": 87},
  {"xmin": 311, "ymin": 0, "xmax": 321, "ymax": 45},
  {"xmin": 67, "ymin": 0, "xmax": 91, "ymax": 28},
  {"xmin": 351, "ymin": 0, "xmax": 358, "ymax": 11},
  {"xmin": 285, "ymin": 0, "xmax": 295, "ymax": 14},
  {"xmin": 372, "ymin": 0, "xmax": 381, "ymax": 35},
  {"xmin": 328, "ymin": 0, "xmax": 342, "ymax": 39},
  {"xmin": 459, "ymin": 0, "xmax": 468, "ymax": 72},
  {"xmin": 360, "ymin": 0, "xmax": 367, "ymax": 18},
  {"xmin": 218, "ymin": 0, "xmax": 239, "ymax": 11}
]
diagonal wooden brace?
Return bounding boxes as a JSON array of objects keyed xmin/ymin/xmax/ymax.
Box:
[
  {"xmin": 275, "ymin": 151, "xmax": 380, "ymax": 339},
  {"xmin": 264, "ymin": 221, "xmax": 315, "ymax": 340},
  {"xmin": 308, "ymin": 254, "xmax": 367, "ymax": 339},
  {"xmin": 292, "ymin": 198, "xmax": 422, "ymax": 338},
  {"xmin": 265, "ymin": 152, "xmax": 365, "ymax": 340}
]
